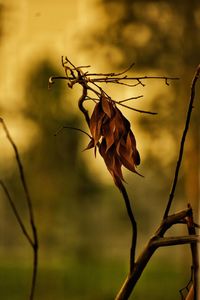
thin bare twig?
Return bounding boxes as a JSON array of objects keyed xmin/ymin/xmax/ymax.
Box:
[
  {"xmin": 54, "ymin": 125, "xmax": 92, "ymax": 139},
  {"xmin": 49, "ymin": 58, "xmax": 179, "ymax": 117},
  {"xmin": 116, "ymin": 101, "xmax": 157, "ymax": 115},
  {"xmin": 163, "ymin": 65, "xmax": 200, "ymax": 219},
  {"xmin": 0, "ymin": 180, "xmax": 33, "ymax": 246},
  {"xmin": 118, "ymin": 95, "xmax": 144, "ymax": 103},
  {"xmin": 0, "ymin": 117, "xmax": 38, "ymax": 300}
]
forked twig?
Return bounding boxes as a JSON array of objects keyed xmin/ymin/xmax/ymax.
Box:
[
  {"xmin": 49, "ymin": 57, "xmax": 179, "ymax": 116},
  {"xmin": 54, "ymin": 125, "xmax": 92, "ymax": 139},
  {"xmin": 0, "ymin": 118, "xmax": 38, "ymax": 300},
  {"xmin": 115, "ymin": 65, "xmax": 200, "ymax": 299}
]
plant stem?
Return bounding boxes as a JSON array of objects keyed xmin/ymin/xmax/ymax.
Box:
[
  {"xmin": 163, "ymin": 65, "xmax": 200, "ymax": 219},
  {"xmin": 120, "ymin": 184, "xmax": 137, "ymax": 271}
]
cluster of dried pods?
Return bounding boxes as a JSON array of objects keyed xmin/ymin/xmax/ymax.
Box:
[
  {"xmin": 50, "ymin": 57, "xmax": 179, "ymax": 188},
  {"xmin": 86, "ymin": 92, "xmax": 141, "ymax": 188}
]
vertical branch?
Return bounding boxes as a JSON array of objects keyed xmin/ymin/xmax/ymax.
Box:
[
  {"xmin": 163, "ymin": 65, "xmax": 200, "ymax": 219},
  {"xmin": 186, "ymin": 205, "xmax": 199, "ymax": 299},
  {"xmin": 120, "ymin": 183, "xmax": 137, "ymax": 271},
  {"xmin": 0, "ymin": 118, "xmax": 38, "ymax": 300}
]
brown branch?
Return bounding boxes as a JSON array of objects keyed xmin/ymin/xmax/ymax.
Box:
[
  {"xmin": 118, "ymin": 95, "xmax": 144, "ymax": 103},
  {"xmin": 186, "ymin": 205, "xmax": 199, "ymax": 300},
  {"xmin": 151, "ymin": 235, "xmax": 200, "ymax": 248},
  {"xmin": 116, "ymin": 101, "xmax": 157, "ymax": 115},
  {"xmin": 0, "ymin": 118, "xmax": 38, "ymax": 300},
  {"xmin": 49, "ymin": 59, "xmax": 178, "ymax": 117},
  {"xmin": 120, "ymin": 183, "xmax": 137, "ymax": 271},
  {"xmin": 90, "ymin": 75, "xmax": 179, "ymax": 82},
  {"xmin": 155, "ymin": 207, "xmax": 192, "ymax": 237},
  {"xmin": 163, "ymin": 65, "xmax": 200, "ymax": 219},
  {"xmin": 49, "ymin": 75, "xmax": 179, "ymax": 88},
  {"xmin": 78, "ymin": 85, "xmax": 90, "ymax": 127},
  {"xmin": 115, "ymin": 208, "xmax": 196, "ymax": 300}
]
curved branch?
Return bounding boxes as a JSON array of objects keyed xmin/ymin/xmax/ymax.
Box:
[
  {"xmin": 78, "ymin": 85, "xmax": 90, "ymax": 127},
  {"xmin": 54, "ymin": 125, "xmax": 92, "ymax": 139}
]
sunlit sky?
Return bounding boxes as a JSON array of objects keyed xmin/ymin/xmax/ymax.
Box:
[{"xmin": 0, "ymin": 0, "xmax": 177, "ymax": 181}]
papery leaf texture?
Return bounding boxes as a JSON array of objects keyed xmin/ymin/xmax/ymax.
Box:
[{"xmin": 87, "ymin": 94, "xmax": 141, "ymax": 187}]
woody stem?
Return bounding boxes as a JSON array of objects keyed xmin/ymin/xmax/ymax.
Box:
[{"xmin": 120, "ymin": 183, "xmax": 137, "ymax": 271}]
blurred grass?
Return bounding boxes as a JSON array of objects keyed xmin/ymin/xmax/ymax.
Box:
[{"xmin": 0, "ymin": 256, "xmax": 188, "ymax": 300}]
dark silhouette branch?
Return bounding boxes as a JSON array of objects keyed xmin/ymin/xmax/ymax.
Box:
[
  {"xmin": 120, "ymin": 183, "xmax": 137, "ymax": 271},
  {"xmin": 118, "ymin": 95, "xmax": 144, "ymax": 103},
  {"xmin": 116, "ymin": 101, "xmax": 157, "ymax": 115},
  {"xmin": 49, "ymin": 75, "xmax": 179, "ymax": 85},
  {"xmin": 163, "ymin": 64, "xmax": 200, "ymax": 219},
  {"xmin": 0, "ymin": 180, "xmax": 33, "ymax": 247},
  {"xmin": 0, "ymin": 118, "xmax": 38, "ymax": 300},
  {"xmin": 54, "ymin": 125, "xmax": 92, "ymax": 139}
]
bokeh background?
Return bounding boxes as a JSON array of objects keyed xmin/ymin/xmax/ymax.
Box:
[{"xmin": 0, "ymin": 0, "xmax": 199, "ymax": 299}]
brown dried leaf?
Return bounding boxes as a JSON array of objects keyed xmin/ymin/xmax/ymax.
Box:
[
  {"xmin": 114, "ymin": 108, "xmax": 125, "ymax": 136},
  {"xmin": 90, "ymin": 102, "xmax": 105, "ymax": 145},
  {"xmin": 112, "ymin": 154, "xmax": 124, "ymax": 182},
  {"xmin": 134, "ymin": 149, "xmax": 140, "ymax": 166},
  {"xmin": 99, "ymin": 140, "xmax": 124, "ymax": 185},
  {"xmin": 99, "ymin": 138, "xmax": 106, "ymax": 158},
  {"xmin": 101, "ymin": 118, "xmax": 116, "ymax": 151},
  {"xmin": 96, "ymin": 105, "xmax": 142, "ymax": 185},
  {"xmin": 83, "ymin": 139, "xmax": 95, "ymax": 151},
  {"xmin": 116, "ymin": 107, "xmax": 130, "ymax": 131},
  {"xmin": 101, "ymin": 94, "xmax": 113, "ymax": 118},
  {"xmin": 129, "ymin": 130, "xmax": 140, "ymax": 165},
  {"xmin": 117, "ymin": 133, "xmax": 141, "ymax": 175},
  {"xmin": 118, "ymin": 142, "xmax": 135, "ymax": 172}
]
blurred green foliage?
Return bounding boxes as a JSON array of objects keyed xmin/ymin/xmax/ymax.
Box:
[{"xmin": 0, "ymin": 255, "xmax": 189, "ymax": 300}]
